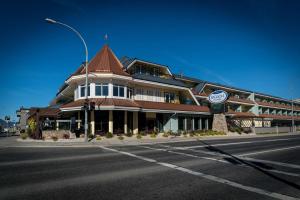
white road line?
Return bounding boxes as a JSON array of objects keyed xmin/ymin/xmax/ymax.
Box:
[
  {"xmin": 238, "ymin": 157, "xmax": 300, "ymax": 170},
  {"xmin": 99, "ymin": 146, "xmax": 298, "ymax": 200},
  {"xmin": 175, "ymin": 138, "xmax": 300, "ymax": 150},
  {"xmin": 141, "ymin": 146, "xmax": 229, "ymax": 163},
  {"xmin": 142, "ymin": 146, "xmax": 300, "ymax": 178},
  {"xmin": 238, "ymin": 145, "xmax": 300, "ymax": 157}
]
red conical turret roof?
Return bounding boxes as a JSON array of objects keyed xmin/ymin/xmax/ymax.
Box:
[{"xmin": 72, "ymin": 44, "xmax": 130, "ymax": 76}]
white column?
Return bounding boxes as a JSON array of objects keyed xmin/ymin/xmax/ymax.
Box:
[
  {"xmin": 184, "ymin": 117, "xmax": 187, "ymax": 131},
  {"xmin": 109, "ymin": 110, "xmax": 113, "ymax": 133},
  {"xmin": 77, "ymin": 111, "xmax": 81, "ymax": 129},
  {"xmin": 192, "ymin": 117, "xmax": 195, "ymax": 131},
  {"xmin": 91, "ymin": 110, "xmax": 95, "ymax": 135},
  {"xmin": 124, "ymin": 111, "xmax": 128, "ymax": 134},
  {"xmin": 90, "ymin": 83, "xmax": 95, "ymax": 97},
  {"xmin": 133, "ymin": 112, "xmax": 139, "ymax": 134},
  {"xmin": 199, "ymin": 118, "xmax": 202, "ymax": 130},
  {"xmin": 205, "ymin": 118, "xmax": 209, "ymax": 130},
  {"xmin": 108, "ymin": 83, "xmax": 113, "ymax": 98},
  {"xmin": 56, "ymin": 121, "xmax": 59, "ymax": 131}
]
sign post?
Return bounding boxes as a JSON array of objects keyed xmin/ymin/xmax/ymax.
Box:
[{"xmin": 208, "ymin": 90, "xmax": 229, "ymax": 133}]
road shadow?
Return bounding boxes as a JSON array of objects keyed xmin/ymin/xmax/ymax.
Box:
[{"xmin": 196, "ymin": 140, "xmax": 300, "ymax": 190}]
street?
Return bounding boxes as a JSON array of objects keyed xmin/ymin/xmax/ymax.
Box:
[{"xmin": 1, "ymin": 134, "xmax": 300, "ymax": 200}]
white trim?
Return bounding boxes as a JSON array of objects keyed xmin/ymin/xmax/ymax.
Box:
[
  {"xmin": 188, "ymin": 90, "xmax": 200, "ymax": 106},
  {"xmin": 60, "ymin": 105, "xmax": 211, "ymax": 115},
  {"xmin": 141, "ymin": 108, "xmax": 210, "ymax": 115},
  {"xmin": 132, "ymin": 78, "xmax": 187, "ymax": 90},
  {"xmin": 66, "ymin": 73, "xmax": 131, "ymax": 83}
]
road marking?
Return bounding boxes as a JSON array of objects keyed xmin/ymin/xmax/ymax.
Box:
[
  {"xmin": 238, "ymin": 145, "xmax": 300, "ymax": 157},
  {"xmin": 141, "ymin": 145, "xmax": 300, "ymax": 178},
  {"xmin": 99, "ymin": 146, "xmax": 299, "ymax": 200},
  {"xmin": 173, "ymin": 138, "xmax": 300, "ymax": 150},
  {"xmin": 141, "ymin": 145, "xmax": 229, "ymax": 163}
]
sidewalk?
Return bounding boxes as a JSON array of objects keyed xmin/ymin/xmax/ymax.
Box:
[{"xmin": 1, "ymin": 131, "xmax": 298, "ymax": 147}]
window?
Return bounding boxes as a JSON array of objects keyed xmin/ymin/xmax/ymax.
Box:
[
  {"xmin": 113, "ymin": 85, "xmax": 125, "ymax": 97},
  {"xmin": 155, "ymin": 90, "xmax": 161, "ymax": 101},
  {"xmin": 165, "ymin": 92, "xmax": 175, "ymax": 103},
  {"xmin": 136, "ymin": 88, "xmax": 143, "ymax": 100},
  {"xmin": 80, "ymin": 84, "xmax": 90, "ymax": 97},
  {"xmin": 147, "ymin": 90, "xmax": 153, "ymax": 101},
  {"xmin": 95, "ymin": 84, "xmax": 108, "ymax": 96}
]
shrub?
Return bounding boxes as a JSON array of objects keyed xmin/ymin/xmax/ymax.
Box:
[
  {"xmin": 20, "ymin": 133, "xmax": 28, "ymax": 140},
  {"xmin": 52, "ymin": 135, "xmax": 58, "ymax": 141},
  {"xmin": 26, "ymin": 128, "xmax": 33, "ymax": 138},
  {"xmin": 96, "ymin": 135, "xmax": 102, "ymax": 140},
  {"xmin": 136, "ymin": 134, "xmax": 142, "ymax": 139},
  {"xmin": 118, "ymin": 136, "xmax": 124, "ymax": 140},
  {"xmin": 150, "ymin": 133, "xmax": 157, "ymax": 138},
  {"xmin": 88, "ymin": 133, "xmax": 94, "ymax": 139},
  {"xmin": 106, "ymin": 132, "xmax": 114, "ymax": 138},
  {"xmin": 63, "ymin": 133, "xmax": 70, "ymax": 139},
  {"xmin": 162, "ymin": 132, "xmax": 169, "ymax": 137},
  {"xmin": 139, "ymin": 131, "xmax": 147, "ymax": 136},
  {"xmin": 126, "ymin": 131, "xmax": 133, "ymax": 137}
]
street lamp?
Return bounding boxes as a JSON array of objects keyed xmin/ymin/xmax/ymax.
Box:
[{"xmin": 45, "ymin": 18, "xmax": 89, "ymax": 142}]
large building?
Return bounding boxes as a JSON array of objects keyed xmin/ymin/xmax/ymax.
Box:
[{"xmin": 33, "ymin": 44, "xmax": 300, "ymax": 135}]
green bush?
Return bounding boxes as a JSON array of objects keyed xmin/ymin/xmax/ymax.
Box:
[
  {"xmin": 126, "ymin": 131, "xmax": 133, "ymax": 137},
  {"xmin": 20, "ymin": 133, "xmax": 28, "ymax": 140},
  {"xmin": 118, "ymin": 136, "xmax": 124, "ymax": 140},
  {"xmin": 96, "ymin": 135, "xmax": 102, "ymax": 140},
  {"xmin": 162, "ymin": 132, "xmax": 169, "ymax": 137},
  {"xmin": 150, "ymin": 133, "xmax": 157, "ymax": 138},
  {"xmin": 88, "ymin": 133, "xmax": 94, "ymax": 139},
  {"xmin": 136, "ymin": 134, "xmax": 142, "ymax": 139},
  {"xmin": 26, "ymin": 128, "xmax": 32, "ymax": 138},
  {"xmin": 106, "ymin": 132, "xmax": 114, "ymax": 138}
]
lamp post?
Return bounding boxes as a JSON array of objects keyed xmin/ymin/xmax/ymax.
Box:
[
  {"xmin": 45, "ymin": 18, "xmax": 89, "ymax": 142},
  {"xmin": 292, "ymin": 98, "xmax": 295, "ymax": 133}
]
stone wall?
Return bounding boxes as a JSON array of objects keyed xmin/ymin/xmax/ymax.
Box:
[
  {"xmin": 42, "ymin": 130, "xmax": 76, "ymax": 139},
  {"xmin": 212, "ymin": 114, "xmax": 228, "ymax": 133}
]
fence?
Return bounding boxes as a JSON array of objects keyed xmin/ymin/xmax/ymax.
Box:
[{"xmin": 254, "ymin": 126, "xmax": 293, "ymax": 134}]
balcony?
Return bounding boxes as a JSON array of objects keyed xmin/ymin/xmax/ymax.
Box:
[
  {"xmin": 256, "ymin": 101, "xmax": 292, "ymax": 110},
  {"xmin": 228, "ymin": 97, "xmax": 255, "ymax": 105}
]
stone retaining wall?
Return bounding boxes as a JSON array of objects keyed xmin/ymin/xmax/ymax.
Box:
[{"xmin": 42, "ymin": 130, "xmax": 76, "ymax": 139}]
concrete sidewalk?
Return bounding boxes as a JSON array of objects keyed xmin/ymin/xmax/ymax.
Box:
[{"xmin": 1, "ymin": 132, "xmax": 298, "ymax": 147}]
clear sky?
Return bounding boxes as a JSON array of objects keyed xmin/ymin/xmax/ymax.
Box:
[{"xmin": 0, "ymin": 0, "xmax": 299, "ymax": 121}]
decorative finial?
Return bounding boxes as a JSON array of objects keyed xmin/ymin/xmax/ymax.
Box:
[{"xmin": 104, "ymin": 33, "xmax": 108, "ymax": 45}]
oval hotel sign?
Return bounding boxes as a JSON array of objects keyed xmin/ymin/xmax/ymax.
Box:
[{"xmin": 208, "ymin": 90, "xmax": 228, "ymax": 104}]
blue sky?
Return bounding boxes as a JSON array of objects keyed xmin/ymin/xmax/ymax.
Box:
[{"xmin": 0, "ymin": 0, "xmax": 299, "ymax": 121}]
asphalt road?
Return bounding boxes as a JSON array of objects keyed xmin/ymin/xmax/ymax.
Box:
[{"xmin": 1, "ymin": 134, "xmax": 300, "ymax": 200}]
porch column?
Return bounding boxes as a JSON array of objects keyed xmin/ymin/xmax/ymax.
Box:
[
  {"xmin": 184, "ymin": 118, "xmax": 187, "ymax": 131},
  {"xmin": 77, "ymin": 111, "xmax": 81, "ymax": 129},
  {"xmin": 199, "ymin": 118, "xmax": 202, "ymax": 130},
  {"xmin": 133, "ymin": 112, "xmax": 139, "ymax": 134},
  {"xmin": 205, "ymin": 118, "xmax": 209, "ymax": 130},
  {"xmin": 124, "ymin": 111, "xmax": 128, "ymax": 134},
  {"xmin": 109, "ymin": 110, "xmax": 113, "ymax": 133},
  {"xmin": 91, "ymin": 110, "xmax": 95, "ymax": 135},
  {"xmin": 56, "ymin": 121, "xmax": 59, "ymax": 131},
  {"xmin": 192, "ymin": 118, "xmax": 195, "ymax": 131}
]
